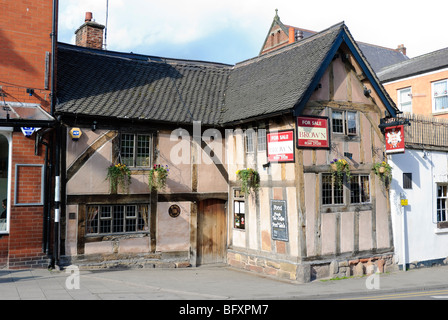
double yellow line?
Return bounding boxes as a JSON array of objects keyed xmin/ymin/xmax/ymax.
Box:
[{"xmin": 339, "ymin": 289, "xmax": 448, "ymax": 300}]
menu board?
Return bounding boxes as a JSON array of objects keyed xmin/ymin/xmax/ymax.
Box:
[{"xmin": 270, "ymin": 200, "xmax": 288, "ymax": 242}]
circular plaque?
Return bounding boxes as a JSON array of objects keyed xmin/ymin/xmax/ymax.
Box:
[{"xmin": 168, "ymin": 204, "xmax": 181, "ymax": 218}]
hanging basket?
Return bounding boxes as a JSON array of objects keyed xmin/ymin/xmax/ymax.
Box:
[
  {"xmin": 236, "ymin": 168, "xmax": 260, "ymax": 194},
  {"xmin": 106, "ymin": 163, "xmax": 132, "ymax": 193},
  {"xmin": 149, "ymin": 164, "xmax": 169, "ymax": 191}
]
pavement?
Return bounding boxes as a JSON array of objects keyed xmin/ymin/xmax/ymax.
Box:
[{"xmin": 0, "ymin": 263, "xmax": 447, "ymax": 301}]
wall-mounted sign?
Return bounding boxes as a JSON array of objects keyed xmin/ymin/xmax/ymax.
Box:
[
  {"xmin": 21, "ymin": 127, "xmax": 40, "ymax": 137},
  {"xmin": 270, "ymin": 200, "xmax": 288, "ymax": 242},
  {"xmin": 169, "ymin": 204, "xmax": 181, "ymax": 218},
  {"xmin": 266, "ymin": 130, "xmax": 295, "ymax": 162},
  {"xmin": 296, "ymin": 116, "xmax": 330, "ymax": 149},
  {"xmin": 385, "ymin": 125, "xmax": 405, "ymax": 154},
  {"xmin": 69, "ymin": 127, "xmax": 82, "ymax": 141}
]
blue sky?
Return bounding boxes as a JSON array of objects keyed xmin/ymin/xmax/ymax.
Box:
[{"xmin": 58, "ymin": 0, "xmax": 448, "ymax": 65}]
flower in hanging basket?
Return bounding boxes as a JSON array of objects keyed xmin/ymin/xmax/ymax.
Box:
[
  {"xmin": 330, "ymin": 158, "xmax": 351, "ymax": 187},
  {"xmin": 372, "ymin": 161, "xmax": 392, "ymax": 183},
  {"xmin": 236, "ymin": 168, "xmax": 260, "ymax": 194},
  {"xmin": 149, "ymin": 164, "xmax": 169, "ymax": 191},
  {"xmin": 106, "ymin": 163, "xmax": 132, "ymax": 193}
]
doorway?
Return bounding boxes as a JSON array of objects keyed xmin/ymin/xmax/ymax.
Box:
[{"xmin": 197, "ymin": 199, "xmax": 227, "ymax": 265}]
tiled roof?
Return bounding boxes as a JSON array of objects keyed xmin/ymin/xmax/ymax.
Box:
[
  {"xmin": 56, "ymin": 44, "xmax": 231, "ymax": 126},
  {"xmin": 377, "ymin": 47, "xmax": 448, "ymax": 83},
  {"xmin": 56, "ymin": 22, "xmax": 396, "ymax": 126},
  {"xmin": 222, "ymin": 23, "xmax": 344, "ymax": 124}
]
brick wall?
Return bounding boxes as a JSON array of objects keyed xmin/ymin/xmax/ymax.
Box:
[{"xmin": 0, "ymin": 0, "xmax": 54, "ymax": 268}]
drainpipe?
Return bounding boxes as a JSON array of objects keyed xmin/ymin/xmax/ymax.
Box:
[{"xmin": 50, "ymin": 0, "xmax": 61, "ymax": 268}]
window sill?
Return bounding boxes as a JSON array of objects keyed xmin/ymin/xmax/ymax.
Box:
[{"xmin": 434, "ymin": 228, "xmax": 448, "ymax": 235}]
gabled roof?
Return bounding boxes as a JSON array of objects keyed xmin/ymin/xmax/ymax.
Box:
[
  {"xmin": 56, "ymin": 43, "xmax": 231, "ymax": 126},
  {"xmin": 222, "ymin": 22, "xmax": 398, "ymax": 124},
  {"xmin": 260, "ymin": 13, "xmax": 408, "ymax": 73},
  {"xmin": 56, "ymin": 23, "xmax": 397, "ymax": 127},
  {"xmin": 377, "ymin": 47, "xmax": 448, "ymax": 83}
]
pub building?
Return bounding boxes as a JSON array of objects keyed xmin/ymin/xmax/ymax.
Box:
[{"xmin": 55, "ymin": 18, "xmax": 399, "ymax": 282}]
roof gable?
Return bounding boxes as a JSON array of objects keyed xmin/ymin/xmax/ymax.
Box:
[{"xmin": 221, "ymin": 22, "xmax": 397, "ymax": 124}]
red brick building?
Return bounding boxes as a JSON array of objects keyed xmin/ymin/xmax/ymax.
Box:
[{"xmin": 0, "ymin": 0, "xmax": 57, "ymax": 268}]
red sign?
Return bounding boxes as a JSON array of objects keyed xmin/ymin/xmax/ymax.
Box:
[
  {"xmin": 267, "ymin": 130, "xmax": 294, "ymax": 162},
  {"xmin": 296, "ymin": 116, "xmax": 330, "ymax": 149},
  {"xmin": 385, "ymin": 125, "xmax": 405, "ymax": 154}
]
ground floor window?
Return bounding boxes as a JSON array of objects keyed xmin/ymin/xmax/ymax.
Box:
[
  {"xmin": 233, "ymin": 189, "xmax": 245, "ymax": 229},
  {"xmin": 322, "ymin": 173, "xmax": 370, "ymax": 206},
  {"xmin": 437, "ymin": 184, "xmax": 448, "ymax": 224},
  {"xmin": 350, "ymin": 175, "xmax": 370, "ymax": 204},
  {"xmin": 86, "ymin": 204, "xmax": 149, "ymax": 235},
  {"xmin": 322, "ymin": 174, "xmax": 343, "ymax": 205}
]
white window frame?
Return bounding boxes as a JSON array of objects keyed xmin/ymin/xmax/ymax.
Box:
[
  {"xmin": 397, "ymin": 87, "xmax": 412, "ymax": 113},
  {"xmin": 86, "ymin": 204, "xmax": 150, "ymax": 235},
  {"xmin": 432, "ymin": 79, "xmax": 448, "ymax": 113},
  {"xmin": 245, "ymin": 129, "xmax": 255, "ymax": 154},
  {"xmin": 436, "ymin": 184, "xmax": 448, "ymax": 224},
  {"xmin": 0, "ymin": 129, "xmax": 12, "ymax": 234},
  {"xmin": 331, "ymin": 110, "xmax": 358, "ymax": 136},
  {"xmin": 257, "ymin": 129, "xmax": 266, "ymax": 152}
]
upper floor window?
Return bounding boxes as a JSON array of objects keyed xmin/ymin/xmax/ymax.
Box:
[
  {"xmin": 432, "ymin": 79, "xmax": 448, "ymax": 113},
  {"xmin": 332, "ymin": 110, "xmax": 357, "ymax": 135},
  {"xmin": 397, "ymin": 87, "xmax": 412, "ymax": 113},
  {"xmin": 257, "ymin": 129, "xmax": 267, "ymax": 152},
  {"xmin": 120, "ymin": 133, "xmax": 151, "ymax": 167}
]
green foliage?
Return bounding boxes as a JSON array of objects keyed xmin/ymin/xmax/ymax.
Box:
[
  {"xmin": 149, "ymin": 164, "xmax": 169, "ymax": 191},
  {"xmin": 106, "ymin": 163, "xmax": 132, "ymax": 193},
  {"xmin": 236, "ymin": 168, "xmax": 260, "ymax": 194}
]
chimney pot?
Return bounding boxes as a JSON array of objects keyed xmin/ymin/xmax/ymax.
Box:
[
  {"xmin": 396, "ymin": 44, "xmax": 407, "ymax": 56},
  {"xmin": 85, "ymin": 12, "xmax": 93, "ymax": 22}
]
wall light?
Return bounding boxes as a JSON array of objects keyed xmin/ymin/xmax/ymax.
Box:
[{"xmin": 26, "ymin": 88, "xmax": 34, "ymax": 96}]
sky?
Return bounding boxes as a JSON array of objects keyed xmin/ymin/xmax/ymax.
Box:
[{"xmin": 58, "ymin": 0, "xmax": 448, "ymax": 65}]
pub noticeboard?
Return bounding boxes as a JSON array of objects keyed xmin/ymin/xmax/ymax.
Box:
[{"xmin": 270, "ymin": 200, "xmax": 288, "ymax": 242}]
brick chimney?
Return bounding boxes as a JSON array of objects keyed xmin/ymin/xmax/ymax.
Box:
[
  {"xmin": 75, "ymin": 12, "xmax": 105, "ymax": 49},
  {"xmin": 396, "ymin": 44, "xmax": 407, "ymax": 56}
]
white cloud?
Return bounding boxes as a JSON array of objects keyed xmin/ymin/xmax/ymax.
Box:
[{"xmin": 58, "ymin": 0, "xmax": 448, "ymax": 63}]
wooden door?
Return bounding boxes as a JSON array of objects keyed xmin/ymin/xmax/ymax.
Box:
[{"xmin": 197, "ymin": 199, "xmax": 227, "ymax": 265}]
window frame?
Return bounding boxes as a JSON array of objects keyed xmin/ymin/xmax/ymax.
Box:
[
  {"xmin": 397, "ymin": 87, "xmax": 412, "ymax": 113},
  {"xmin": 233, "ymin": 189, "xmax": 246, "ymax": 230},
  {"xmin": 257, "ymin": 128, "xmax": 267, "ymax": 152},
  {"xmin": 432, "ymin": 79, "xmax": 448, "ymax": 113},
  {"xmin": 120, "ymin": 133, "xmax": 152, "ymax": 168},
  {"xmin": 331, "ymin": 110, "xmax": 358, "ymax": 136},
  {"xmin": 436, "ymin": 184, "xmax": 448, "ymax": 226},
  {"xmin": 321, "ymin": 173, "xmax": 344, "ymax": 206},
  {"xmin": 350, "ymin": 174, "xmax": 371, "ymax": 204},
  {"xmin": 86, "ymin": 203, "xmax": 150, "ymax": 235}
]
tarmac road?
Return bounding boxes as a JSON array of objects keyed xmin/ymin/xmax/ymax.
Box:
[{"xmin": 0, "ymin": 263, "xmax": 447, "ymax": 302}]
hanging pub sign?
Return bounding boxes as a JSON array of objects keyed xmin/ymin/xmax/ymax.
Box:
[
  {"xmin": 270, "ymin": 200, "xmax": 288, "ymax": 242},
  {"xmin": 296, "ymin": 116, "xmax": 330, "ymax": 149},
  {"xmin": 385, "ymin": 125, "xmax": 405, "ymax": 154},
  {"xmin": 266, "ymin": 130, "xmax": 295, "ymax": 162}
]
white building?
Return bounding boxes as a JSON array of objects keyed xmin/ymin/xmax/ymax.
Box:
[{"xmin": 388, "ymin": 115, "xmax": 448, "ymax": 269}]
